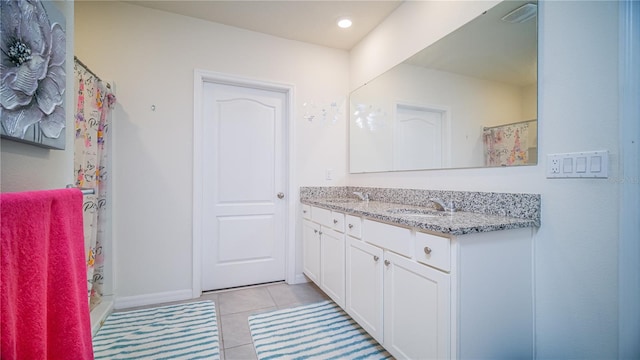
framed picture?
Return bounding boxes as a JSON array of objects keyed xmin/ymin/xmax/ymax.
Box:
[{"xmin": 1, "ymin": 0, "xmax": 67, "ymax": 150}]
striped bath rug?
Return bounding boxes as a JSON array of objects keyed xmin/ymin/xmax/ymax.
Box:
[
  {"xmin": 248, "ymin": 300, "xmax": 392, "ymax": 360},
  {"xmin": 92, "ymin": 301, "xmax": 220, "ymax": 359}
]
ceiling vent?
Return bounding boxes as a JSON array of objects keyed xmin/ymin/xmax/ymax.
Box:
[{"xmin": 501, "ymin": 3, "xmax": 537, "ymax": 24}]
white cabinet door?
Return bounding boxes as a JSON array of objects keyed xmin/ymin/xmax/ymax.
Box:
[
  {"xmin": 302, "ymin": 219, "xmax": 321, "ymax": 284},
  {"xmin": 384, "ymin": 251, "xmax": 451, "ymax": 360},
  {"xmin": 346, "ymin": 237, "xmax": 384, "ymax": 343},
  {"xmin": 320, "ymin": 228, "xmax": 346, "ymax": 308}
]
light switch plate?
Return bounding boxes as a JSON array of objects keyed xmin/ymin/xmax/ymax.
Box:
[{"xmin": 547, "ymin": 150, "xmax": 609, "ymax": 178}]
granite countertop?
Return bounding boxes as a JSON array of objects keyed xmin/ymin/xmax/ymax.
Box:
[{"xmin": 302, "ymin": 197, "xmax": 538, "ymax": 236}]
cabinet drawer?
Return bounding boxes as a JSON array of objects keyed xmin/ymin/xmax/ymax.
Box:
[
  {"xmin": 302, "ymin": 204, "xmax": 311, "ymax": 219},
  {"xmin": 364, "ymin": 219, "xmax": 412, "ymax": 258},
  {"xmin": 331, "ymin": 212, "xmax": 345, "ymax": 232},
  {"xmin": 415, "ymin": 231, "xmax": 451, "ymax": 272},
  {"xmin": 345, "ymin": 215, "xmax": 362, "ymax": 239},
  {"xmin": 311, "ymin": 206, "xmax": 332, "ymax": 227}
]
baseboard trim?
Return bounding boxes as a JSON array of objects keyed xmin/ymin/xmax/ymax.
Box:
[
  {"xmin": 293, "ymin": 273, "xmax": 310, "ymax": 284},
  {"xmin": 114, "ymin": 289, "xmax": 193, "ymax": 310}
]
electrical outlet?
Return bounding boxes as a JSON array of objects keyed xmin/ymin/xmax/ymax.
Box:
[
  {"xmin": 547, "ymin": 155, "xmax": 561, "ymax": 176},
  {"xmin": 325, "ymin": 169, "xmax": 333, "ymax": 180}
]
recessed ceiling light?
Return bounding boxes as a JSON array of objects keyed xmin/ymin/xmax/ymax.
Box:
[{"xmin": 337, "ymin": 18, "xmax": 352, "ymax": 29}]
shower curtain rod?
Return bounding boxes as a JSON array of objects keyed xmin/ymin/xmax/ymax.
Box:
[
  {"xmin": 483, "ymin": 118, "xmax": 536, "ymax": 130},
  {"xmin": 74, "ymin": 56, "xmax": 111, "ymax": 89}
]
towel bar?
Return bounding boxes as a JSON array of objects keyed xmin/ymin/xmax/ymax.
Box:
[{"xmin": 65, "ymin": 184, "xmax": 95, "ymax": 195}]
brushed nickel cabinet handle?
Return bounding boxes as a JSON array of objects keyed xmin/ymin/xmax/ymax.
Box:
[
  {"xmin": 373, "ymin": 255, "xmax": 379, "ymax": 262},
  {"xmin": 333, "ymin": 219, "xmax": 338, "ymax": 224},
  {"xmin": 424, "ymin": 246, "xmax": 432, "ymax": 255},
  {"xmin": 384, "ymin": 260, "xmax": 391, "ymax": 266},
  {"xmin": 348, "ymin": 224, "xmax": 354, "ymax": 229}
]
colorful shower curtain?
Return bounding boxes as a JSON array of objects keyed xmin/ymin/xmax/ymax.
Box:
[
  {"xmin": 74, "ymin": 59, "xmax": 115, "ymax": 310},
  {"xmin": 483, "ymin": 121, "xmax": 529, "ymax": 167}
]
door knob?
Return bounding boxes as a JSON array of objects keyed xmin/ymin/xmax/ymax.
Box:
[{"xmin": 277, "ymin": 192, "xmax": 285, "ymax": 199}]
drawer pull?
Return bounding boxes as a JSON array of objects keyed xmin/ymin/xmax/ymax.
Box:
[
  {"xmin": 348, "ymin": 224, "xmax": 354, "ymax": 229},
  {"xmin": 384, "ymin": 260, "xmax": 391, "ymax": 266},
  {"xmin": 424, "ymin": 246, "xmax": 432, "ymax": 255},
  {"xmin": 373, "ymin": 255, "xmax": 379, "ymax": 262},
  {"xmin": 319, "ymin": 231, "xmax": 323, "ymax": 235},
  {"xmin": 303, "ymin": 210, "xmax": 307, "ymax": 213},
  {"xmin": 333, "ymin": 219, "xmax": 338, "ymax": 224},
  {"xmin": 314, "ymin": 229, "xmax": 318, "ymax": 234}
]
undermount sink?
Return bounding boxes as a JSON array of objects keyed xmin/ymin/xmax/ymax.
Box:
[{"xmin": 386, "ymin": 208, "xmax": 444, "ymax": 217}]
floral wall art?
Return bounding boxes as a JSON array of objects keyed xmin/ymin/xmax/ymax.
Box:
[{"xmin": 1, "ymin": 0, "xmax": 67, "ymax": 149}]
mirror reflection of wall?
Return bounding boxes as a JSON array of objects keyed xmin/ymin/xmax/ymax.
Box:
[{"xmin": 350, "ymin": 0, "xmax": 537, "ymax": 173}]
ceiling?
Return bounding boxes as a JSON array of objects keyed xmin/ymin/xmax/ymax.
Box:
[
  {"xmin": 405, "ymin": 0, "xmax": 537, "ymax": 86},
  {"xmin": 126, "ymin": 0, "xmax": 403, "ymax": 50}
]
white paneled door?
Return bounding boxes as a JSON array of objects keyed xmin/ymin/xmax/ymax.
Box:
[{"xmin": 201, "ymin": 81, "xmax": 287, "ymax": 291}]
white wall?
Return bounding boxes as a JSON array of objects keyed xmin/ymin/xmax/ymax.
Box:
[
  {"xmin": 75, "ymin": 1, "xmax": 349, "ymax": 300},
  {"xmin": 1, "ymin": 1, "xmax": 75, "ymax": 192},
  {"xmin": 349, "ymin": 1, "xmax": 620, "ymax": 358},
  {"xmin": 522, "ymin": 82, "xmax": 538, "ymax": 120}
]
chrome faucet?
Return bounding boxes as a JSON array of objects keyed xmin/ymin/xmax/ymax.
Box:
[
  {"xmin": 430, "ymin": 198, "xmax": 457, "ymax": 212},
  {"xmin": 353, "ymin": 191, "xmax": 369, "ymax": 201}
]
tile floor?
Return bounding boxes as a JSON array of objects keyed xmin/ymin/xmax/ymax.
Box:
[{"xmin": 114, "ymin": 282, "xmax": 329, "ymax": 360}]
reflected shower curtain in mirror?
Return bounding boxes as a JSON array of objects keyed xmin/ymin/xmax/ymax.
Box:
[
  {"xmin": 74, "ymin": 59, "xmax": 115, "ymax": 310},
  {"xmin": 483, "ymin": 122, "xmax": 529, "ymax": 167}
]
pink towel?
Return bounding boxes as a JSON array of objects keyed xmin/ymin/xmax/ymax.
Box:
[{"xmin": 1, "ymin": 189, "xmax": 94, "ymax": 360}]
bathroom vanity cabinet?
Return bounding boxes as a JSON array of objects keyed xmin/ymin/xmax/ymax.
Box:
[
  {"xmin": 302, "ymin": 204, "xmax": 346, "ymax": 308},
  {"xmin": 347, "ymin": 227, "xmax": 451, "ymax": 360},
  {"xmin": 302, "ymin": 204, "xmax": 534, "ymax": 360}
]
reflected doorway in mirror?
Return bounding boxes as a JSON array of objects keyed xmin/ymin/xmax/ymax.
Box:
[{"xmin": 393, "ymin": 102, "xmax": 451, "ymax": 171}]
